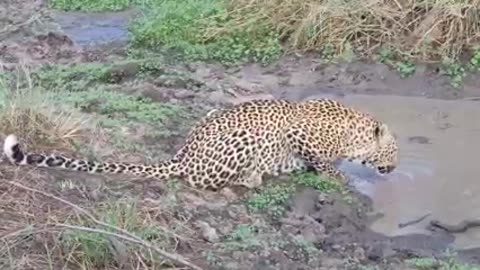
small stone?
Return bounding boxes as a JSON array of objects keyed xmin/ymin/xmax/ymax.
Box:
[
  {"xmin": 195, "ymin": 221, "xmax": 220, "ymax": 243},
  {"xmin": 353, "ymin": 246, "xmax": 366, "ymax": 262}
]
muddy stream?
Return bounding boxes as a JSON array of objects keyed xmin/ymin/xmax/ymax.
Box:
[
  {"xmin": 307, "ymin": 94, "xmax": 480, "ymax": 250},
  {"xmin": 52, "ymin": 9, "xmax": 480, "ymax": 253}
]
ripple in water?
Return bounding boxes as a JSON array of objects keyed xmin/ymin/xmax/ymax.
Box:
[{"xmin": 337, "ymin": 157, "xmax": 434, "ymax": 197}]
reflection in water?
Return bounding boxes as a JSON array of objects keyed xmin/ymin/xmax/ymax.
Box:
[{"xmin": 304, "ymin": 94, "xmax": 480, "ymax": 250}]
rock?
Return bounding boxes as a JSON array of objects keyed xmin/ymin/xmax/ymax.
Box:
[
  {"xmin": 320, "ymin": 257, "xmax": 344, "ymax": 269},
  {"xmin": 195, "ymin": 221, "xmax": 220, "ymax": 243},
  {"xmin": 173, "ymin": 89, "xmax": 195, "ymax": 99},
  {"xmin": 352, "ymin": 245, "xmax": 367, "ymax": 263}
]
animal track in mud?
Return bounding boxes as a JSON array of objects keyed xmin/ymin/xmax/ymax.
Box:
[{"xmin": 407, "ymin": 136, "xmax": 431, "ymax": 144}]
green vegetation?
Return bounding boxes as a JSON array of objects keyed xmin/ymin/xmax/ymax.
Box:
[
  {"xmin": 442, "ymin": 57, "xmax": 466, "ymax": 89},
  {"xmin": 247, "ymin": 183, "xmax": 295, "ymax": 218},
  {"xmin": 61, "ymin": 199, "xmax": 167, "ymax": 268},
  {"xmin": 470, "ymin": 48, "xmax": 480, "ymax": 71},
  {"xmin": 0, "ymin": 59, "xmax": 202, "ymax": 161},
  {"xmin": 291, "ymin": 172, "xmax": 341, "ymax": 193},
  {"xmin": 49, "ymin": 0, "xmax": 480, "ymax": 84},
  {"xmin": 128, "ymin": 0, "xmax": 281, "ymax": 65},
  {"xmin": 49, "ymin": 0, "xmax": 151, "ymax": 12},
  {"xmin": 247, "ymin": 172, "xmax": 342, "ymax": 218},
  {"xmin": 406, "ymin": 256, "xmax": 480, "ymax": 270},
  {"xmin": 223, "ymin": 224, "xmax": 263, "ymax": 251}
]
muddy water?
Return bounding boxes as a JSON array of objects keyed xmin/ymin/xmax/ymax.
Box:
[
  {"xmin": 298, "ymin": 93, "xmax": 480, "ymax": 250},
  {"xmin": 51, "ymin": 9, "xmax": 136, "ymax": 46}
]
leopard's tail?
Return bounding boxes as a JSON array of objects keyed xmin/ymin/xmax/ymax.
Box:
[{"xmin": 3, "ymin": 134, "xmax": 180, "ymax": 179}]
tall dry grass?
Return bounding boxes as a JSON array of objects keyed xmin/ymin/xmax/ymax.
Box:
[
  {"xmin": 226, "ymin": 0, "xmax": 480, "ymax": 61},
  {"xmin": 0, "ymin": 64, "xmax": 94, "ymax": 152}
]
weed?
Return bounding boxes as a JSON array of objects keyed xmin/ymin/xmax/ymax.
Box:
[
  {"xmin": 33, "ymin": 63, "xmax": 111, "ymax": 92},
  {"xmin": 377, "ymin": 47, "xmax": 417, "ymax": 78},
  {"xmin": 291, "ymin": 172, "xmax": 341, "ymax": 193},
  {"xmin": 33, "ymin": 60, "xmax": 168, "ymax": 92},
  {"xmin": 128, "ymin": 0, "xmax": 281, "ymax": 65},
  {"xmin": 223, "ymin": 224, "xmax": 262, "ymax": 251},
  {"xmin": 378, "ymin": 47, "xmax": 395, "ymax": 65},
  {"xmin": 406, "ymin": 256, "xmax": 480, "ymax": 270},
  {"xmin": 320, "ymin": 43, "xmax": 336, "ymax": 62},
  {"xmin": 292, "ymin": 234, "xmax": 320, "ymax": 259},
  {"xmin": 247, "ymin": 183, "xmax": 295, "ymax": 218},
  {"xmin": 395, "ymin": 61, "xmax": 416, "ymax": 78},
  {"xmin": 470, "ymin": 48, "xmax": 480, "ymax": 71},
  {"xmin": 442, "ymin": 57, "xmax": 466, "ymax": 89}
]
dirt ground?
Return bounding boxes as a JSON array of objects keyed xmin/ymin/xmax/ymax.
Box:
[{"xmin": 1, "ymin": 1, "xmax": 480, "ymax": 270}]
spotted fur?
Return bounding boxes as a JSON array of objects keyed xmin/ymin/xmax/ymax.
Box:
[{"xmin": 3, "ymin": 98, "xmax": 398, "ymax": 191}]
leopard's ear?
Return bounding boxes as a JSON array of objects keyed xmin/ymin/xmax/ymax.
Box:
[{"xmin": 374, "ymin": 122, "xmax": 389, "ymax": 143}]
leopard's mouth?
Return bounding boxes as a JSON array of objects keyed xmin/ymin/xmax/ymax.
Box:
[
  {"xmin": 377, "ymin": 165, "xmax": 396, "ymax": 174},
  {"xmin": 348, "ymin": 159, "xmax": 396, "ymax": 175}
]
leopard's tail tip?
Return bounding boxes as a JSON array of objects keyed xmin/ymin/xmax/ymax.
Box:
[{"xmin": 3, "ymin": 134, "xmax": 20, "ymax": 162}]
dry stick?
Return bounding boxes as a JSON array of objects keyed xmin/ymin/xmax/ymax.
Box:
[
  {"xmin": 7, "ymin": 181, "xmax": 204, "ymax": 270},
  {"xmin": 52, "ymin": 224, "xmax": 203, "ymax": 270},
  {"xmin": 0, "ymin": 12, "xmax": 42, "ymax": 36}
]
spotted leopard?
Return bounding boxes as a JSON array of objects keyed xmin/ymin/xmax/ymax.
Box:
[{"xmin": 3, "ymin": 98, "xmax": 398, "ymax": 191}]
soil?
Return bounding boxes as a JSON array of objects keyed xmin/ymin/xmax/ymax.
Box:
[{"xmin": 1, "ymin": 1, "xmax": 479, "ymax": 270}]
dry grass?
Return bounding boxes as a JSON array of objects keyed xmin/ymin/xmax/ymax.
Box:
[
  {"xmin": 0, "ymin": 64, "xmax": 94, "ymax": 153},
  {"xmin": 225, "ymin": 0, "xmax": 480, "ymax": 61},
  {"xmin": 0, "ymin": 168, "xmax": 203, "ymax": 269}
]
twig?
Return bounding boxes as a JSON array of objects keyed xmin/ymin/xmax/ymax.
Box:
[
  {"xmin": 462, "ymin": 97, "xmax": 480, "ymax": 101},
  {"xmin": 398, "ymin": 213, "xmax": 431, "ymax": 229},
  {"xmin": 7, "ymin": 181, "xmax": 204, "ymax": 270},
  {"xmin": 0, "ymin": 12, "xmax": 42, "ymax": 37},
  {"xmin": 52, "ymin": 223, "xmax": 204, "ymax": 270},
  {"xmin": 429, "ymin": 219, "xmax": 480, "ymax": 233}
]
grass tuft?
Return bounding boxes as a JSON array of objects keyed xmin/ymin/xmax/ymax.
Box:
[{"xmin": 0, "ymin": 66, "xmax": 93, "ymax": 151}]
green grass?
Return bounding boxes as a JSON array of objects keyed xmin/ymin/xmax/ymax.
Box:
[
  {"xmin": 291, "ymin": 172, "xmax": 341, "ymax": 193},
  {"xmin": 60, "ymin": 199, "xmax": 169, "ymax": 268},
  {"xmin": 32, "ymin": 60, "xmax": 168, "ymax": 92},
  {"xmin": 469, "ymin": 48, "xmax": 480, "ymax": 71},
  {"xmin": 49, "ymin": 0, "xmax": 151, "ymax": 11},
  {"xmin": 223, "ymin": 224, "xmax": 263, "ymax": 251},
  {"xmin": 442, "ymin": 57, "xmax": 466, "ymax": 89},
  {"xmin": 406, "ymin": 256, "xmax": 480, "ymax": 270},
  {"xmin": 1, "ymin": 60, "xmax": 194, "ymax": 158},
  {"xmin": 247, "ymin": 172, "xmax": 342, "ymax": 218},
  {"xmin": 247, "ymin": 183, "xmax": 295, "ymax": 218},
  {"xmin": 128, "ymin": 0, "xmax": 281, "ymax": 65}
]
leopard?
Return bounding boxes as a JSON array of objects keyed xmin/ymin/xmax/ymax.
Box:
[{"xmin": 3, "ymin": 98, "xmax": 398, "ymax": 191}]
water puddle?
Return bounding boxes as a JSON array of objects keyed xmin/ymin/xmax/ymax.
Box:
[
  {"xmin": 304, "ymin": 93, "xmax": 480, "ymax": 250},
  {"xmin": 51, "ymin": 9, "xmax": 136, "ymax": 46}
]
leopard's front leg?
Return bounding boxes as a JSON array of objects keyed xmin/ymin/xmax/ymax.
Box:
[
  {"xmin": 308, "ymin": 159, "xmax": 348, "ymax": 184},
  {"xmin": 285, "ymin": 123, "xmax": 349, "ymax": 184}
]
